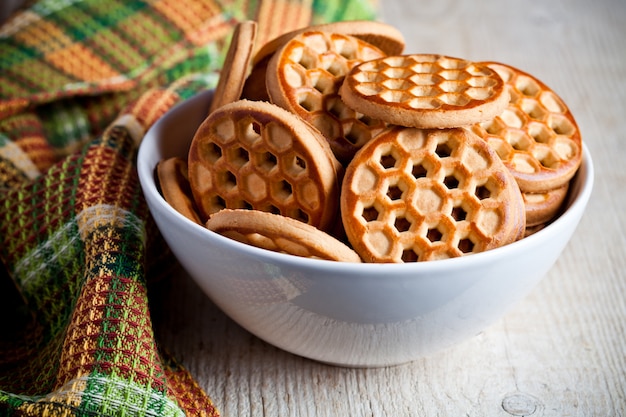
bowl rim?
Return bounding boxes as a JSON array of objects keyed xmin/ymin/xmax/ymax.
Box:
[{"xmin": 138, "ymin": 95, "xmax": 594, "ymax": 274}]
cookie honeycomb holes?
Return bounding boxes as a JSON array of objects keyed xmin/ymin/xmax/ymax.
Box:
[
  {"xmin": 202, "ymin": 142, "xmax": 223, "ymax": 164},
  {"xmin": 358, "ymin": 113, "xmax": 384, "ymax": 128},
  {"xmin": 271, "ymin": 179, "xmax": 293, "ymax": 202},
  {"xmin": 521, "ymin": 99, "xmax": 548, "ymax": 121},
  {"xmin": 443, "ymin": 172, "xmax": 461, "ymax": 190},
  {"xmin": 401, "ymin": 248, "xmax": 420, "ymax": 263},
  {"xmin": 326, "ymin": 96, "xmax": 347, "ymax": 119},
  {"xmin": 311, "ymin": 70, "xmax": 335, "ymax": 95},
  {"xmin": 474, "ymin": 182, "xmax": 492, "ymax": 200},
  {"xmin": 255, "ymin": 151, "xmax": 278, "ymax": 173},
  {"xmin": 361, "ymin": 203, "xmax": 381, "ymax": 222},
  {"xmin": 533, "ymin": 147, "xmax": 561, "ymax": 169},
  {"xmin": 426, "ymin": 226, "xmax": 443, "ymax": 243},
  {"xmin": 451, "ymin": 204, "xmax": 468, "ymax": 221},
  {"xmin": 508, "ymin": 130, "xmax": 533, "ymax": 152},
  {"xmin": 218, "ymin": 170, "xmax": 238, "ymax": 191},
  {"xmin": 228, "ymin": 146, "xmax": 249, "ymax": 168},
  {"xmin": 298, "ymin": 91, "xmax": 322, "ymax": 113},
  {"xmin": 548, "ymin": 114, "xmax": 576, "ymax": 136},
  {"xmin": 457, "ymin": 236, "xmax": 476, "ymax": 254},
  {"xmin": 295, "ymin": 48, "xmax": 317, "ymax": 70},
  {"xmin": 345, "ymin": 122, "xmax": 369, "ymax": 146},
  {"xmin": 209, "ymin": 195, "xmax": 226, "ymax": 213},
  {"xmin": 378, "ymin": 147, "xmax": 400, "ymax": 170},
  {"xmin": 481, "ymin": 118, "xmax": 507, "ymax": 135},
  {"xmin": 335, "ymin": 41, "xmax": 358, "ymax": 61},
  {"xmin": 393, "ymin": 213, "xmax": 413, "ymax": 233},
  {"xmin": 515, "ymin": 75, "xmax": 540, "ymax": 97},
  {"xmin": 411, "ymin": 162, "xmax": 428, "ymax": 179},
  {"xmin": 435, "ymin": 141, "xmax": 453, "ymax": 159},
  {"xmin": 324, "ymin": 58, "xmax": 348, "ymax": 77},
  {"xmin": 237, "ymin": 119, "xmax": 263, "ymax": 148},
  {"xmin": 287, "ymin": 207, "xmax": 309, "ymax": 224},
  {"xmin": 487, "ymin": 137, "xmax": 513, "ymax": 160},
  {"xmin": 385, "ymin": 181, "xmax": 406, "ymax": 202}
]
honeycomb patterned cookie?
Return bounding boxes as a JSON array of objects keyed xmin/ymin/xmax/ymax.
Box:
[
  {"xmin": 188, "ymin": 100, "xmax": 341, "ymax": 231},
  {"xmin": 339, "ymin": 54, "xmax": 509, "ymax": 129},
  {"xmin": 266, "ymin": 30, "xmax": 388, "ymax": 164},
  {"xmin": 206, "ymin": 209, "xmax": 362, "ymax": 262},
  {"xmin": 470, "ymin": 62, "xmax": 582, "ymax": 193},
  {"xmin": 341, "ymin": 126, "xmax": 525, "ymax": 263}
]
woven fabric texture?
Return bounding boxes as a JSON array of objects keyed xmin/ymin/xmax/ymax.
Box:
[{"xmin": 0, "ymin": 0, "xmax": 377, "ymax": 416}]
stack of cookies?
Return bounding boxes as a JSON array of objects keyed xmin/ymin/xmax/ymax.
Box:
[{"xmin": 156, "ymin": 20, "xmax": 583, "ymax": 263}]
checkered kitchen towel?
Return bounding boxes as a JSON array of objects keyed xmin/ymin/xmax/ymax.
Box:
[{"xmin": 0, "ymin": 0, "xmax": 376, "ymax": 416}]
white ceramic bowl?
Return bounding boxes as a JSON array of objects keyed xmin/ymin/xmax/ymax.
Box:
[{"xmin": 138, "ymin": 90, "xmax": 594, "ymax": 367}]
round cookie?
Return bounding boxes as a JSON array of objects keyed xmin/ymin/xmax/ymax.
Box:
[
  {"xmin": 206, "ymin": 209, "xmax": 362, "ymax": 262},
  {"xmin": 341, "ymin": 126, "xmax": 525, "ymax": 263},
  {"xmin": 209, "ymin": 20, "xmax": 258, "ymax": 114},
  {"xmin": 188, "ymin": 99, "xmax": 341, "ymax": 232},
  {"xmin": 156, "ymin": 157, "xmax": 202, "ymax": 225},
  {"xmin": 470, "ymin": 62, "xmax": 583, "ymax": 193},
  {"xmin": 339, "ymin": 54, "xmax": 509, "ymax": 129},
  {"xmin": 266, "ymin": 30, "xmax": 388, "ymax": 164}
]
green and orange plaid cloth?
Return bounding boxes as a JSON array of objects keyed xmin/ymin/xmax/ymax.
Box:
[{"xmin": 0, "ymin": 0, "xmax": 376, "ymax": 415}]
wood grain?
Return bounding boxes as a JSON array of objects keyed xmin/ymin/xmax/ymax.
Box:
[{"xmin": 156, "ymin": 0, "xmax": 626, "ymax": 415}]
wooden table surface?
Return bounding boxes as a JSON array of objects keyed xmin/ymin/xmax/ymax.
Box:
[{"xmin": 155, "ymin": 0, "xmax": 626, "ymax": 415}]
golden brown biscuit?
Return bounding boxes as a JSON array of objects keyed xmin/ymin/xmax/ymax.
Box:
[
  {"xmin": 206, "ymin": 209, "xmax": 362, "ymax": 262},
  {"xmin": 188, "ymin": 99, "xmax": 342, "ymax": 231},
  {"xmin": 339, "ymin": 54, "xmax": 509, "ymax": 129},
  {"xmin": 341, "ymin": 126, "xmax": 525, "ymax": 262},
  {"xmin": 156, "ymin": 157, "xmax": 202, "ymax": 225},
  {"xmin": 209, "ymin": 20, "xmax": 258, "ymax": 114},
  {"xmin": 470, "ymin": 62, "xmax": 583, "ymax": 193},
  {"xmin": 266, "ymin": 30, "xmax": 388, "ymax": 164}
]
